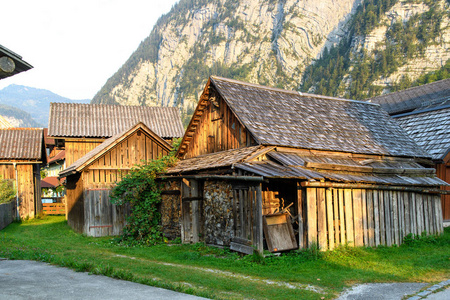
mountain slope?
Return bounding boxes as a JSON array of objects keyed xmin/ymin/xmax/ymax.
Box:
[
  {"xmin": 0, "ymin": 85, "xmax": 90, "ymax": 127},
  {"xmin": 92, "ymin": 0, "xmax": 450, "ymax": 124},
  {"xmin": 0, "ymin": 104, "xmax": 41, "ymax": 128},
  {"xmin": 92, "ymin": 0, "xmax": 364, "ymax": 122}
]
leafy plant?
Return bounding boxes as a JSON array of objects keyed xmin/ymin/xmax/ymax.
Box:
[
  {"xmin": 0, "ymin": 176, "xmax": 16, "ymax": 204},
  {"xmin": 110, "ymin": 155, "xmax": 177, "ymax": 246}
]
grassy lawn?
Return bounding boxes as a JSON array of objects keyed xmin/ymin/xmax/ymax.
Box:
[{"xmin": 0, "ymin": 216, "xmax": 449, "ymax": 299}]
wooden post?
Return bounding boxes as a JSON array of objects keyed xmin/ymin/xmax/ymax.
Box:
[
  {"xmin": 344, "ymin": 189, "xmax": 354, "ymax": 246},
  {"xmin": 373, "ymin": 190, "xmax": 380, "ymax": 246},
  {"xmin": 307, "ymin": 188, "xmax": 317, "ymax": 247},
  {"xmin": 326, "ymin": 188, "xmax": 334, "ymax": 250},
  {"xmin": 297, "ymin": 182, "xmax": 304, "ymax": 249},
  {"xmin": 255, "ymin": 183, "xmax": 263, "ymax": 254},
  {"xmin": 353, "ymin": 189, "xmax": 363, "ymax": 247},
  {"xmin": 317, "ymin": 188, "xmax": 327, "ymax": 250},
  {"xmin": 191, "ymin": 179, "xmax": 200, "ymax": 243},
  {"xmin": 338, "ymin": 189, "xmax": 345, "ymax": 245}
]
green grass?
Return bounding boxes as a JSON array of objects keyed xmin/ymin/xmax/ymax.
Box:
[{"xmin": 1, "ymin": 216, "xmax": 449, "ymax": 299}]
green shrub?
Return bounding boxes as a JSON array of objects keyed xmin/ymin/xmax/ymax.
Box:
[
  {"xmin": 110, "ymin": 155, "xmax": 177, "ymax": 246},
  {"xmin": 0, "ymin": 176, "xmax": 15, "ymax": 204}
]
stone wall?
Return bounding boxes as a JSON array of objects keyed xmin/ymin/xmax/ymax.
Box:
[
  {"xmin": 202, "ymin": 180, "xmax": 235, "ymax": 246},
  {"xmin": 160, "ymin": 180, "xmax": 181, "ymax": 240}
]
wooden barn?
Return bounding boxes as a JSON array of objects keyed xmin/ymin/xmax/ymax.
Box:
[
  {"xmin": 369, "ymin": 79, "xmax": 450, "ymax": 221},
  {"xmin": 59, "ymin": 122, "xmax": 173, "ymax": 236},
  {"xmin": 162, "ymin": 76, "xmax": 447, "ymax": 254},
  {"xmin": 0, "ymin": 128, "xmax": 46, "ymax": 218},
  {"xmin": 48, "ymin": 103, "xmax": 185, "ymax": 167}
]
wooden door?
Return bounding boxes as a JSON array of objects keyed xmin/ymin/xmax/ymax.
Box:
[{"xmin": 181, "ymin": 179, "xmax": 202, "ymax": 243}]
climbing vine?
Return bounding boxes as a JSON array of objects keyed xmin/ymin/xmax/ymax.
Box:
[{"xmin": 110, "ymin": 155, "xmax": 177, "ymax": 246}]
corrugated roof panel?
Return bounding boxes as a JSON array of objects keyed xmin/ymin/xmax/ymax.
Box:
[
  {"xmin": 0, "ymin": 128, "xmax": 43, "ymax": 160},
  {"xmin": 48, "ymin": 103, "xmax": 184, "ymax": 139}
]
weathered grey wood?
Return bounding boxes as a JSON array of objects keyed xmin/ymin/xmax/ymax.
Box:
[
  {"xmin": 230, "ymin": 242, "xmax": 254, "ymax": 255},
  {"xmin": 297, "ymin": 183, "xmax": 304, "ymax": 249},
  {"xmin": 416, "ymin": 193, "xmax": 423, "ymax": 235},
  {"xmin": 404, "ymin": 192, "xmax": 410, "ymax": 235},
  {"xmin": 398, "ymin": 192, "xmax": 405, "ymax": 241},
  {"xmin": 379, "ymin": 191, "xmax": 386, "ymax": 245},
  {"xmin": 232, "ymin": 189, "xmax": 238, "ymax": 234},
  {"xmin": 361, "ymin": 189, "xmax": 368, "ymax": 246},
  {"xmin": 317, "ymin": 188, "xmax": 327, "ymax": 250},
  {"xmin": 424, "ymin": 194, "xmax": 429, "ymax": 235},
  {"xmin": 0, "ymin": 201, "xmax": 16, "ymax": 231},
  {"xmin": 191, "ymin": 180, "xmax": 200, "ymax": 243},
  {"xmin": 326, "ymin": 188, "xmax": 334, "ymax": 250},
  {"xmin": 333, "ymin": 188, "xmax": 340, "ymax": 246},
  {"xmin": 239, "ymin": 188, "xmax": 245, "ymax": 238},
  {"xmin": 411, "ymin": 193, "xmax": 417, "ymax": 235},
  {"xmin": 181, "ymin": 180, "xmax": 191, "ymax": 243},
  {"xmin": 344, "ymin": 189, "xmax": 354, "ymax": 246},
  {"xmin": 367, "ymin": 190, "xmax": 374, "ymax": 247},
  {"xmin": 255, "ymin": 184, "xmax": 263, "ymax": 254},
  {"xmin": 373, "ymin": 190, "xmax": 380, "ymax": 246},
  {"xmin": 392, "ymin": 191, "xmax": 399, "ymax": 245},
  {"xmin": 384, "ymin": 191, "xmax": 392, "ymax": 247}
]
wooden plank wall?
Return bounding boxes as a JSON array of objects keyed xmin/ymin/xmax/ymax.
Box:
[
  {"xmin": 184, "ymin": 95, "xmax": 256, "ymax": 159},
  {"xmin": 85, "ymin": 130, "xmax": 169, "ymax": 188},
  {"xmin": 65, "ymin": 140, "xmax": 103, "ymax": 167},
  {"xmin": 232, "ymin": 184, "xmax": 263, "ymax": 253},
  {"xmin": 66, "ymin": 173, "xmax": 85, "ymax": 233},
  {"xmin": 83, "ymin": 189, "xmax": 128, "ymax": 237},
  {"xmin": 306, "ymin": 188, "xmax": 444, "ymax": 250},
  {"xmin": 436, "ymin": 163, "xmax": 450, "ymax": 221},
  {"xmin": 0, "ymin": 164, "xmax": 40, "ymax": 219}
]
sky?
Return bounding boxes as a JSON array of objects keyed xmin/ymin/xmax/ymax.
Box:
[{"xmin": 0, "ymin": 0, "xmax": 179, "ymax": 100}]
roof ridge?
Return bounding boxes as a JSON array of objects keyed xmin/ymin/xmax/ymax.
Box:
[
  {"xmin": 368, "ymin": 78, "xmax": 450, "ymax": 101},
  {"xmin": 210, "ymin": 76, "xmax": 378, "ymax": 106}
]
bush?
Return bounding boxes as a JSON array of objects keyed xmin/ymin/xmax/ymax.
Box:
[
  {"xmin": 110, "ymin": 155, "xmax": 177, "ymax": 246},
  {"xmin": 0, "ymin": 176, "xmax": 15, "ymax": 204}
]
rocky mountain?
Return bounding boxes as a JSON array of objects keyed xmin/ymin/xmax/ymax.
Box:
[
  {"xmin": 0, "ymin": 104, "xmax": 41, "ymax": 128},
  {"xmin": 92, "ymin": 0, "xmax": 450, "ymax": 124},
  {"xmin": 0, "ymin": 85, "xmax": 90, "ymax": 127}
]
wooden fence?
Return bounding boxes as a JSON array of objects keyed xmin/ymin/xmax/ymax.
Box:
[
  {"xmin": 43, "ymin": 203, "xmax": 66, "ymax": 215},
  {"xmin": 0, "ymin": 201, "xmax": 16, "ymax": 230},
  {"xmin": 305, "ymin": 188, "xmax": 443, "ymax": 250}
]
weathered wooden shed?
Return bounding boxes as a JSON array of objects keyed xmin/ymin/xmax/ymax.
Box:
[
  {"xmin": 59, "ymin": 122, "xmax": 172, "ymax": 236},
  {"xmin": 48, "ymin": 103, "xmax": 185, "ymax": 167},
  {"xmin": 0, "ymin": 128, "xmax": 46, "ymax": 218},
  {"xmin": 162, "ymin": 76, "xmax": 447, "ymax": 254},
  {"xmin": 369, "ymin": 79, "xmax": 450, "ymax": 221}
]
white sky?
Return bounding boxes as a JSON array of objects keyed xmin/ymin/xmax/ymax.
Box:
[{"xmin": 0, "ymin": 0, "xmax": 179, "ymax": 100}]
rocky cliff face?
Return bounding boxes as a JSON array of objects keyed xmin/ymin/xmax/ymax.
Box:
[
  {"xmin": 92, "ymin": 0, "xmax": 449, "ymax": 121},
  {"xmin": 92, "ymin": 0, "xmax": 363, "ymax": 120}
]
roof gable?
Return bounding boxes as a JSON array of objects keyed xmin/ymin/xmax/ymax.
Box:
[
  {"xmin": 48, "ymin": 103, "xmax": 185, "ymax": 139},
  {"xmin": 0, "ymin": 128, "xmax": 45, "ymax": 161},
  {"xmin": 368, "ymin": 78, "xmax": 450, "ymax": 115},
  {"xmin": 59, "ymin": 122, "xmax": 171, "ymax": 177},
  {"xmin": 199, "ymin": 76, "xmax": 427, "ymax": 158}
]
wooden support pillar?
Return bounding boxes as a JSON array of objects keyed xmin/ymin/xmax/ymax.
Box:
[
  {"xmin": 297, "ymin": 182, "xmax": 304, "ymax": 249},
  {"xmin": 255, "ymin": 183, "xmax": 263, "ymax": 254}
]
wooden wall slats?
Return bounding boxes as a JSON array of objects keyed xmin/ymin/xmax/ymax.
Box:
[
  {"xmin": 184, "ymin": 95, "xmax": 256, "ymax": 159},
  {"xmin": 303, "ymin": 188, "xmax": 443, "ymax": 251}
]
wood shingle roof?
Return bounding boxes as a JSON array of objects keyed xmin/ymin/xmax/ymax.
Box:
[
  {"xmin": 208, "ymin": 76, "xmax": 428, "ymax": 158},
  {"xmin": 368, "ymin": 78, "xmax": 450, "ymax": 115},
  {"xmin": 48, "ymin": 103, "xmax": 184, "ymax": 139},
  {"xmin": 0, "ymin": 128, "xmax": 44, "ymax": 161}
]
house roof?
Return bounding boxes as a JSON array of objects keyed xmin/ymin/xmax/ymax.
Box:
[
  {"xmin": 0, "ymin": 128, "xmax": 44, "ymax": 161},
  {"xmin": 0, "ymin": 44, "xmax": 33, "ymax": 80},
  {"xmin": 178, "ymin": 76, "xmax": 428, "ymax": 158},
  {"xmin": 394, "ymin": 106, "xmax": 450, "ymax": 161},
  {"xmin": 48, "ymin": 103, "xmax": 185, "ymax": 139},
  {"xmin": 41, "ymin": 176, "xmax": 61, "ymax": 188},
  {"xmin": 368, "ymin": 78, "xmax": 450, "ymax": 115},
  {"xmin": 48, "ymin": 150, "xmax": 65, "ymax": 164},
  {"xmin": 168, "ymin": 146, "xmax": 445, "ymax": 187},
  {"xmin": 59, "ymin": 122, "xmax": 172, "ymax": 177}
]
